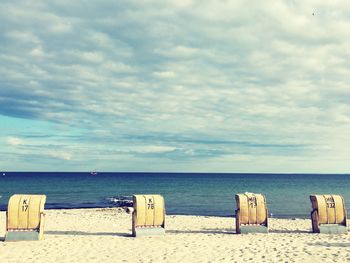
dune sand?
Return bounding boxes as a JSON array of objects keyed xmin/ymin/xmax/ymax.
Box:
[{"xmin": 1, "ymin": 208, "xmax": 350, "ymax": 262}]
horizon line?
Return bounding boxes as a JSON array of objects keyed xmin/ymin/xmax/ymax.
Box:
[{"xmin": 1, "ymin": 171, "xmax": 350, "ymax": 175}]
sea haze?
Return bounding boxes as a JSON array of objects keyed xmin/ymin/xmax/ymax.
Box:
[{"xmin": 0, "ymin": 172, "xmax": 349, "ymax": 218}]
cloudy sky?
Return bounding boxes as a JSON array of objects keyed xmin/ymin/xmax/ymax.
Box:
[{"xmin": 1, "ymin": 1, "xmax": 350, "ymax": 173}]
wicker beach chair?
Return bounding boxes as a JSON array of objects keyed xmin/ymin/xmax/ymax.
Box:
[
  {"xmin": 132, "ymin": 194, "xmax": 165, "ymax": 237},
  {"xmin": 310, "ymin": 194, "xmax": 347, "ymax": 234},
  {"xmin": 5, "ymin": 194, "xmax": 46, "ymax": 241},
  {"xmin": 235, "ymin": 192, "xmax": 268, "ymax": 234}
]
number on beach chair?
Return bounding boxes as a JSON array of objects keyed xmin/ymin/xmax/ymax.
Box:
[
  {"xmin": 310, "ymin": 194, "xmax": 347, "ymax": 234},
  {"xmin": 5, "ymin": 194, "xmax": 46, "ymax": 241},
  {"xmin": 235, "ymin": 193, "xmax": 268, "ymax": 234},
  {"xmin": 132, "ymin": 194, "xmax": 165, "ymax": 237}
]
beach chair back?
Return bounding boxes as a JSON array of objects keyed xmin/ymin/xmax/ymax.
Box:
[
  {"xmin": 235, "ymin": 193, "xmax": 268, "ymax": 233},
  {"xmin": 310, "ymin": 194, "xmax": 347, "ymax": 233},
  {"xmin": 132, "ymin": 194, "xmax": 165, "ymax": 237},
  {"xmin": 5, "ymin": 194, "xmax": 46, "ymax": 241}
]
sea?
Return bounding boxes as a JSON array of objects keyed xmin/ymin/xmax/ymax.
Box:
[{"xmin": 0, "ymin": 172, "xmax": 349, "ymax": 218}]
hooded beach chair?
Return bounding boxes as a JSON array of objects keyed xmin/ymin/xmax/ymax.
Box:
[
  {"xmin": 310, "ymin": 194, "xmax": 347, "ymax": 234},
  {"xmin": 132, "ymin": 194, "xmax": 165, "ymax": 237},
  {"xmin": 5, "ymin": 194, "xmax": 46, "ymax": 241},
  {"xmin": 235, "ymin": 192, "xmax": 268, "ymax": 234}
]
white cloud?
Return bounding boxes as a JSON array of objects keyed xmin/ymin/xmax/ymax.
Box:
[
  {"xmin": 6, "ymin": 137, "xmax": 23, "ymax": 146},
  {"xmin": 49, "ymin": 21, "xmax": 72, "ymax": 33},
  {"xmin": 88, "ymin": 32, "xmax": 113, "ymax": 48},
  {"xmin": 30, "ymin": 46, "xmax": 46, "ymax": 57},
  {"xmin": 153, "ymin": 71, "xmax": 176, "ymax": 78},
  {"xmin": 130, "ymin": 145, "xmax": 177, "ymax": 154},
  {"xmin": 78, "ymin": 51, "xmax": 104, "ymax": 63},
  {"xmin": 6, "ymin": 30, "xmax": 41, "ymax": 44},
  {"xmin": 48, "ymin": 152, "xmax": 72, "ymax": 161}
]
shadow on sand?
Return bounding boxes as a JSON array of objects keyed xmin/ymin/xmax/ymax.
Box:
[
  {"xmin": 307, "ymin": 242, "xmax": 350, "ymax": 248},
  {"xmin": 167, "ymin": 228, "xmax": 235, "ymax": 235},
  {"xmin": 46, "ymin": 230, "xmax": 131, "ymax": 237},
  {"xmin": 269, "ymin": 229, "xmax": 310, "ymax": 234},
  {"xmin": 168, "ymin": 228, "xmax": 311, "ymax": 235}
]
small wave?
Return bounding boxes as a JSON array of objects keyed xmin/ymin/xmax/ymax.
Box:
[{"xmin": 106, "ymin": 195, "xmax": 133, "ymax": 207}]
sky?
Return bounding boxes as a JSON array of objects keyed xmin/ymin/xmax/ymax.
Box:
[{"xmin": 1, "ymin": 1, "xmax": 350, "ymax": 173}]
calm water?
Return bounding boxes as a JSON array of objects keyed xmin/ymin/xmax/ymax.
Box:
[{"xmin": 0, "ymin": 172, "xmax": 349, "ymax": 218}]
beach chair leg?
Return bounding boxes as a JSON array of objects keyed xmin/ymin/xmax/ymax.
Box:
[
  {"xmin": 311, "ymin": 210, "xmax": 319, "ymax": 233},
  {"xmin": 235, "ymin": 209, "xmax": 241, "ymax": 234}
]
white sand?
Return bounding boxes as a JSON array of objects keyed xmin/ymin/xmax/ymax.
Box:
[{"xmin": 1, "ymin": 208, "xmax": 350, "ymax": 263}]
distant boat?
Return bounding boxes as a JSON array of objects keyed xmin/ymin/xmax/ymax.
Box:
[
  {"xmin": 90, "ymin": 171, "xmax": 98, "ymax": 176},
  {"xmin": 2, "ymin": 172, "xmax": 5, "ymax": 176}
]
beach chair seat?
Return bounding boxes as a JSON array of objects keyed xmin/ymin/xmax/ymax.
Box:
[
  {"xmin": 235, "ymin": 193, "xmax": 268, "ymax": 234},
  {"xmin": 310, "ymin": 194, "xmax": 347, "ymax": 234},
  {"xmin": 5, "ymin": 194, "xmax": 46, "ymax": 241},
  {"xmin": 132, "ymin": 194, "xmax": 165, "ymax": 237}
]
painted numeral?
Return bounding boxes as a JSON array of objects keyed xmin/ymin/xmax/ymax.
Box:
[
  {"xmin": 248, "ymin": 197, "xmax": 257, "ymax": 208},
  {"xmin": 22, "ymin": 199, "xmax": 29, "ymax": 211}
]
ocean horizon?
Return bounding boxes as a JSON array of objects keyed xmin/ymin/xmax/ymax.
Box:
[{"xmin": 1, "ymin": 172, "xmax": 349, "ymax": 218}]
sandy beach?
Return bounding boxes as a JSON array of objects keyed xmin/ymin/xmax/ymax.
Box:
[{"xmin": 1, "ymin": 208, "xmax": 350, "ymax": 263}]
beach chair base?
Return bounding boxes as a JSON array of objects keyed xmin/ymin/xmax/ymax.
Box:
[
  {"xmin": 133, "ymin": 227, "xmax": 165, "ymax": 237},
  {"xmin": 5, "ymin": 230, "xmax": 41, "ymax": 241},
  {"xmin": 237, "ymin": 225, "xmax": 268, "ymax": 234},
  {"xmin": 315, "ymin": 224, "xmax": 347, "ymax": 234}
]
